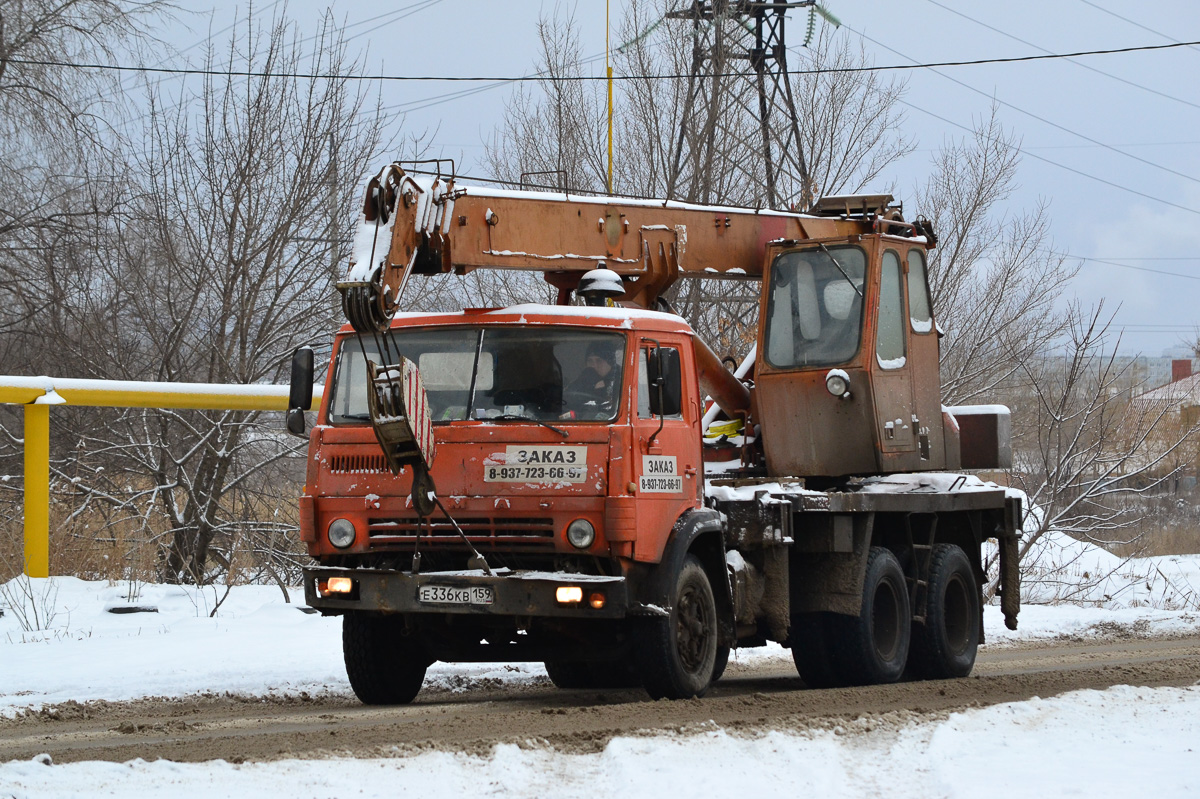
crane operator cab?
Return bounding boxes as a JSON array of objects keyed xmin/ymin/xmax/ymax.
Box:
[{"xmin": 754, "ymin": 230, "xmax": 949, "ymax": 480}]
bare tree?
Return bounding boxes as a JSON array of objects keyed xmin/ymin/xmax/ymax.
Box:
[
  {"xmin": 982, "ymin": 307, "xmax": 1199, "ymax": 598},
  {"xmin": 483, "ymin": 2, "xmax": 913, "ymax": 357},
  {"xmin": 913, "ymin": 107, "xmax": 1080, "ymax": 406},
  {"xmin": 12, "ymin": 11, "xmax": 392, "ymax": 584},
  {"xmin": 0, "ymin": 0, "xmax": 164, "ymax": 240}
]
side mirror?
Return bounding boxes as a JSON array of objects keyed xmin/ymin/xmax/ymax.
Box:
[
  {"xmin": 286, "ymin": 408, "xmax": 307, "ymax": 436},
  {"xmin": 287, "ymin": 346, "xmax": 314, "ymax": 436},
  {"xmin": 647, "ymin": 346, "xmax": 682, "ymax": 418}
]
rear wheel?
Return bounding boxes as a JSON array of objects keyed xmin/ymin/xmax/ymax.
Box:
[
  {"xmin": 828, "ymin": 547, "xmax": 911, "ymax": 686},
  {"xmin": 343, "ymin": 612, "xmax": 428, "ymax": 705},
  {"xmin": 909, "ymin": 544, "xmax": 980, "ymax": 679},
  {"xmin": 634, "ymin": 555, "xmax": 719, "ymax": 699},
  {"xmin": 790, "ymin": 612, "xmax": 842, "ymax": 688}
]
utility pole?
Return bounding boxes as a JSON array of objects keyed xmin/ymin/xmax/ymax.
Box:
[{"xmin": 666, "ymin": 1, "xmax": 815, "ymax": 210}]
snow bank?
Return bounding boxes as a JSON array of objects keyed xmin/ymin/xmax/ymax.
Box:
[
  {"xmin": 2, "ymin": 684, "xmax": 1198, "ymax": 797},
  {"xmin": 987, "ymin": 530, "xmax": 1200, "ymax": 610},
  {"xmin": 0, "ymin": 578, "xmax": 547, "ymax": 718},
  {"xmin": 2, "ymin": 577, "xmax": 1197, "ymax": 718}
]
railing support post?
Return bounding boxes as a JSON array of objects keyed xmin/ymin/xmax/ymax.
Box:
[{"xmin": 23, "ymin": 403, "xmax": 49, "ymax": 578}]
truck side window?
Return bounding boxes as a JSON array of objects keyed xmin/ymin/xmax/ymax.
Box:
[
  {"xmin": 877, "ymin": 250, "xmax": 907, "ymax": 369},
  {"xmin": 638, "ymin": 348, "xmax": 683, "ymax": 420},
  {"xmin": 907, "ymin": 249, "xmax": 933, "ymax": 334}
]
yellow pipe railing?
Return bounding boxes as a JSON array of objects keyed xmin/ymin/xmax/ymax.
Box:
[{"xmin": 1, "ymin": 375, "xmax": 323, "ymax": 578}]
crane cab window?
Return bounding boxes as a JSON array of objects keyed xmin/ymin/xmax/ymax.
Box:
[
  {"xmin": 763, "ymin": 246, "xmax": 866, "ymax": 369},
  {"xmin": 877, "ymin": 250, "xmax": 907, "ymax": 369},
  {"xmin": 907, "ymin": 249, "xmax": 933, "ymax": 334}
]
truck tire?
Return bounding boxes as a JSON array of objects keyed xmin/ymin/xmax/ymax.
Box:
[
  {"xmin": 343, "ymin": 612, "xmax": 428, "ymax": 705},
  {"xmin": 544, "ymin": 661, "xmax": 594, "ymax": 689},
  {"xmin": 712, "ymin": 645, "xmax": 730, "ymax": 682},
  {"xmin": 790, "ymin": 612, "xmax": 841, "ymax": 688},
  {"xmin": 829, "ymin": 547, "xmax": 910, "ymax": 686},
  {"xmin": 544, "ymin": 659, "xmax": 641, "ymax": 689},
  {"xmin": 909, "ymin": 544, "xmax": 980, "ymax": 679},
  {"xmin": 634, "ymin": 555, "xmax": 719, "ymax": 699}
]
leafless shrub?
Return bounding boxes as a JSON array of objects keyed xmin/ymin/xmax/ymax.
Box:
[{"xmin": 0, "ymin": 574, "xmax": 60, "ymax": 632}]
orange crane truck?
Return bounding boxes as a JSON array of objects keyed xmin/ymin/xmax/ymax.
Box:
[{"xmin": 287, "ymin": 162, "xmax": 1021, "ymax": 702}]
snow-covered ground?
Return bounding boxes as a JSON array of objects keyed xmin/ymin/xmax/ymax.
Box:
[
  {"xmin": 2, "ymin": 535, "xmax": 1199, "ymax": 796},
  {"xmin": 2, "ymin": 685, "xmax": 1198, "ymax": 797},
  {"xmin": 1, "ymin": 567, "xmax": 1198, "ymax": 716}
]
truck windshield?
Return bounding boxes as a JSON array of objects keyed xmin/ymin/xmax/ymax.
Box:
[
  {"xmin": 329, "ymin": 327, "xmax": 627, "ymax": 424},
  {"xmin": 763, "ymin": 246, "xmax": 866, "ymax": 368}
]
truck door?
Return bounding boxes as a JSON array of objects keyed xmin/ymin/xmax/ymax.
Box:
[
  {"xmin": 632, "ymin": 339, "xmax": 701, "ymax": 562},
  {"xmin": 872, "ymin": 248, "xmax": 917, "ymax": 455}
]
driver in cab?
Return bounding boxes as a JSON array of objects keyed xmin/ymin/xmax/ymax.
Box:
[{"xmin": 566, "ymin": 342, "xmax": 620, "ymax": 416}]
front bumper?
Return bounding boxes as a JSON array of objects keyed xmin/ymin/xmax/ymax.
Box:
[{"xmin": 303, "ymin": 566, "xmax": 629, "ymax": 619}]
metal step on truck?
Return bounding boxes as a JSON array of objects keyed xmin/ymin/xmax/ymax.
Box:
[{"xmin": 287, "ymin": 162, "xmax": 1021, "ymax": 702}]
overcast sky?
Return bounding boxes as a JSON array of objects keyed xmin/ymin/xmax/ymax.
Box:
[{"xmin": 160, "ymin": 0, "xmax": 1200, "ymax": 358}]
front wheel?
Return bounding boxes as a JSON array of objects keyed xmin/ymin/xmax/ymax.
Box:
[
  {"xmin": 909, "ymin": 544, "xmax": 980, "ymax": 679},
  {"xmin": 634, "ymin": 555, "xmax": 719, "ymax": 699},
  {"xmin": 343, "ymin": 612, "xmax": 429, "ymax": 705},
  {"xmin": 544, "ymin": 658, "xmax": 641, "ymax": 689},
  {"xmin": 828, "ymin": 547, "xmax": 911, "ymax": 686},
  {"xmin": 712, "ymin": 645, "xmax": 730, "ymax": 682}
]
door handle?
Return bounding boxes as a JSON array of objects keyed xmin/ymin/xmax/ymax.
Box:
[{"xmin": 684, "ymin": 465, "xmax": 697, "ymax": 477}]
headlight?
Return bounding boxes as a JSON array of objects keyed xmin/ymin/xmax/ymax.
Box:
[
  {"xmin": 566, "ymin": 519, "xmax": 595, "ymax": 549},
  {"xmin": 825, "ymin": 369, "xmax": 850, "ymax": 398},
  {"xmin": 328, "ymin": 518, "xmax": 356, "ymax": 549}
]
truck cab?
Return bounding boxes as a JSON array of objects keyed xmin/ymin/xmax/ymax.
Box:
[
  {"xmin": 301, "ymin": 305, "xmax": 704, "ymax": 572},
  {"xmin": 300, "ymin": 305, "xmax": 734, "ymax": 700}
]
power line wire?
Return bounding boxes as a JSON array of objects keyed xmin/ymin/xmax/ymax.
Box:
[
  {"xmin": 833, "ymin": 27, "xmax": 1200, "ymax": 214},
  {"xmin": 1073, "ymin": 256, "xmax": 1200, "ymax": 280},
  {"xmin": 841, "ymin": 25, "xmax": 1200, "ymax": 188},
  {"xmin": 923, "ymin": 0, "xmax": 1200, "ymax": 111},
  {"xmin": 878, "ymin": 93, "xmax": 1200, "ymax": 217},
  {"xmin": 1075, "ymin": 0, "xmax": 1200, "ymax": 53},
  {"xmin": 1082, "ymin": 256, "xmax": 1200, "ymax": 261},
  {"xmin": 6, "ymin": 39, "xmax": 1198, "ymax": 82}
]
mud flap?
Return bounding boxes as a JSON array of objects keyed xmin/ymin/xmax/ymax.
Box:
[
  {"xmin": 998, "ymin": 496, "xmax": 1022, "ymax": 630},
  {"xmin": 634, "ymin": 510, "xmax": 735, "ymax": 648}
]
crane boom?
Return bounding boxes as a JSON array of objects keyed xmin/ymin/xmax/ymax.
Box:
[
  {"xmin": 338, "ymin": 163, "xmax": 888, "ymax": 332},
  {"xmin": 337, "ymin": 163, "xmax": 925, "ymax": 427}
]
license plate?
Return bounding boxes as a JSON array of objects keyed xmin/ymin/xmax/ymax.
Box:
[{"xmin": 418, "ymin": 584, "xmax": 494, "ymax": 606}]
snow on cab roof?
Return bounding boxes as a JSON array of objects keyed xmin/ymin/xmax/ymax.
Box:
[{"xmin": 339, "ymin": 304, "xmax": 691, "ymax": 333}]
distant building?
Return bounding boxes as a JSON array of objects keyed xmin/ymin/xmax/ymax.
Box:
[
  {"xmin": 1133, "ymin": 359, "xmax": 1200, "ymax": 419},
  {"xmin": 1130, "ymin": 359, "xmax": 1200, "ymax": 489}
]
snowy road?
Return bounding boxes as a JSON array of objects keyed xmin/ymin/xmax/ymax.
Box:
[{"xmin": 2, "ymin": 632, "xmax": 1198, "ymax": 766}]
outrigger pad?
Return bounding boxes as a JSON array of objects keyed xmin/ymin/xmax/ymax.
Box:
[{"xmin": 365, "ymin": 357, "xmax": 436, "ymax": 476}]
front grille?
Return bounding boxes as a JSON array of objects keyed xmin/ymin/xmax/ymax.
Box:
[
  {"xmin": 328, "ymin": 454, "xmax": 388, "ymax": 474},
  {"xmin": 368, "ymin": 516, "xmax": 556, "ymax": 549}
]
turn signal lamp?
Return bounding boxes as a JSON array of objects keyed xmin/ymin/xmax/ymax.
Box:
[
  {"xmin": 588, "ymin": 592, "xmax": 606, "ymax": 609},
  {"xmin": 556, "ymin": 586, "xmax": 583, "ymax": 604}
]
